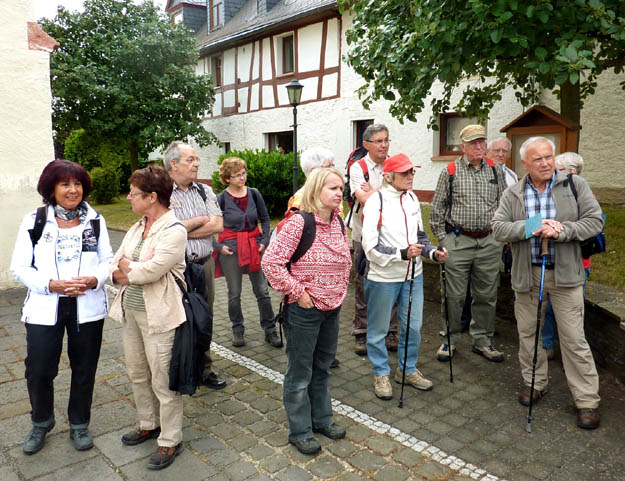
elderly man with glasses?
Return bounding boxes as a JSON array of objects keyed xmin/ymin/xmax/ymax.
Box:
[{"xmin": 487, "ymin": 136, "xmax": 518, "ymax": 187}]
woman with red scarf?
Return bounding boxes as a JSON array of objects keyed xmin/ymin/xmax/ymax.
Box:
[{"xmin": 213, "ymin": 157, "xmax": 279, "ymax": 348}]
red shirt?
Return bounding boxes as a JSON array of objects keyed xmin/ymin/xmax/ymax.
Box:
[{"xmin": 262, "ymin": 211, "xmax": 351, "ymax": 311}]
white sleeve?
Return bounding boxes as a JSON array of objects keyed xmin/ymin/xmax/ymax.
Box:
[{"xmin": 10, "ymin": 213, "xmax": 51, "ymax": 294}]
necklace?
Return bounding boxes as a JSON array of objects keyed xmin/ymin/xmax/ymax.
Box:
[{"xmin": 56, "ymin": 216, "xmax": 78, "ymax": 227}]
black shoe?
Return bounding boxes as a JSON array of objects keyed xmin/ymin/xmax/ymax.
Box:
[
  {"xmin": 232, "ymin": 331, "xmax": 245, "ymax": 347},
  {"xmin": 265, "ymin": 330, "xmax": 283, "ymax": 348},
  {"xmin": 330, "ymin": 358, "xmax": 340, "ymax": 368},
  {"xmin": 313, "ymin": 422, "xmax": 346, "ymax": 440},
  {"xmin": 203, "ymin": 371, "xmax": 227, "ymax": 390},
  {"xmin": 23, "ymin": 420, "xmax": 55, "ymax": 455},
  {"xmin": 121, "ymin": 427, "xmax": 161, "ymax": 446},
  {"xmin": 147, "ymin": 444, "xmax": 182, "ymax": 470},
  {"xmin": 290, "ymin": 437, "xmax": 321, "ymax": 455}
]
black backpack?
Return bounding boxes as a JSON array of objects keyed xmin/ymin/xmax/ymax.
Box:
[{"xmin": 565, "ymin": 174, "xmax": 606, "ymax": 258}]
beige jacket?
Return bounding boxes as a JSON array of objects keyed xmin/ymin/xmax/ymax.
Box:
[{"xmin": 109, "ymin": 209, "xmax": 187, "ymax": 334}]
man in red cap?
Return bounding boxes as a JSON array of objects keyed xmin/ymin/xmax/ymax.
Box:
[
  {"xmin": 430, "ymin": 124, "xmax": 506, "ymax": 363},
  {"xmin": 361, "ymin": 153, "xmax": 449, "ymax": 400}
]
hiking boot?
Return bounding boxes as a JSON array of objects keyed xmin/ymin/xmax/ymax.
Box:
[
  {"xmin": 373, "ymin": 375, "xmax": 393, "ymax": 400},
  {"xmin": 313, "ymin": 422, "xmax": 346, "ymax": 440},
  {"xmin": 69, "ymin": 427, "xmax": 93, "ymax": 451},
  {"xmin": 202, "ymin": 371, "xmax": 227, "ymax": 390},
  {"xmin": 518, "ymin": 387, "xmax": 546, "ymax": 407},
  {"xmin": 577, "ymin": 408, "xmax": 600, "ymax": 430},
  {"xmin": 121, "ymin": 427, "xmax": 161, "ymax": 446},
  {"xmin": 23, "ymin": 420, "xmax": 55, "ymax": 455},
  {"xmin": 472, "ymin": 345, "xmax": 504, "ymax": 362},
  {"xmin": 290, "ymin": 437, "xmax": 321, "ymax": 455},
  {"xmin": 232, "ymin": 331, "xmax": 245, "ymax": 347},
  {"xmin": 394, "ymin": 367, "xmax": 433, "ymax": 391},
  {"xmin": 436, "ymin": 343, "xmax": 455, "ymax": 362},
  {"xmin": 354, "ymin": 334, "xmax": 367, "ymax": 356},
  {"xmin": 385, "ymin": 332, "xmax": 399, "ymax": 352},
  {"xmin": 265, "ymin": 330, "xmax": 283, "ymax": 348},
  {"xmin": 147, "ymin": 444, "xmax": 182, "ymax": 470}
]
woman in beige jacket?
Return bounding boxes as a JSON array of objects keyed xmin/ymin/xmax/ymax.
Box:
[{"xmin": 110, "ymin": 166, "xmax": 187, "ymax": 470}]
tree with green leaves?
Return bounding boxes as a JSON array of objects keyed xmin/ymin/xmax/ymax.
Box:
[
  {"xmin": 341, "ymin": 0, "xmax": 625, "ymax": 127},
  {"xmin": 41, "ymin": 0, "xmax": 216, "ymax": 171}
]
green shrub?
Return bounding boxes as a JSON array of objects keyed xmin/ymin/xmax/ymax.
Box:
[
  {"xmin": 90, "ymin": 166, "xmax": 120, "ymax": 204},
  {"xmin": 211, "ymin": 149, "xmax": 305, "ymax": 217}
]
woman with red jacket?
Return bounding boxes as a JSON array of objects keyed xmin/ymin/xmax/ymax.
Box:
[{"xmin": 262, "ymin": 168, "xmax": 351, "ymax": 455}]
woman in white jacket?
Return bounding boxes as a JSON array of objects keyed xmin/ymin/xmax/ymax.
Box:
[
  {"xmin": 11, "ymin": 160, "xmax": 113, "ymax": 455},
  {"xmin": 361, "ymin": 154, "xmax": 448, "ymax": 401}
]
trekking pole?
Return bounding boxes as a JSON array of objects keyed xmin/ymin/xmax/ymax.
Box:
[
  {"xmin": 398, "ymin": 258, "xmax": 417, "ymax": 408},
  {"xmin": 439, "ymin": 246, "xmax": 453, "ymax": 383},
  {"xmin": 527, "ymin": 237, "xmax": 549, "ymax": 433}
]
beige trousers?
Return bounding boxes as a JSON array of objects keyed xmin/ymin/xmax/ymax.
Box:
[
  {"xmin": 122, "ymin": 309, "xmax": 183, "ymax": 447},
  {"xmin": 515, "ymin": 267, "xmax": 600, "ymax": 408}
]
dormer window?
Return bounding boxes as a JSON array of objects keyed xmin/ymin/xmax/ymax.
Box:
[{"xmin": 209, "ymin": 0, "xmax": 223, "ymax": 30}]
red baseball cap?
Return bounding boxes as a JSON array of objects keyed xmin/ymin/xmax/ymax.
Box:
[{"xmin": 383, "ymin": 153, "xmax": 414, "ymax": 173}]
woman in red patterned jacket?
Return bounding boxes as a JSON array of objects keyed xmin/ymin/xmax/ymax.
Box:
[{"xmin": 262, "ymin": 168, "xmax": 351, "ymax": 456}]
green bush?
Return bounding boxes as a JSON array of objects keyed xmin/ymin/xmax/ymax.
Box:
[
  {"xmin": 90, "ymin": 166, "xmax": 120, "ymax": 204},
  {"xmin": 211, "ymin": 149, "xmax": 305, "ymax": 217}
]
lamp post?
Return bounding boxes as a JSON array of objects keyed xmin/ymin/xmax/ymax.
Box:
[{"xmin": 286, "ymin": 79, "xmax": 303, "ymax": 193}]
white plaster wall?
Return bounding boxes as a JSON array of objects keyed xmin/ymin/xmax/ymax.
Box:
[
  {"xmin": 325, "ymin": 18, "xmax": 340, "ymax": 68},
  {"xmin": 237, "ymin": 42, "xmax": 252, "ymax": 82},
  {"xmin": 261, "ymin": 38, "xmax": 272, "ymax": 80},
  {"xmin": 223, "ymin": 49, "xmax": 235, "ymax": 85},
  {"xmin": 0, "ymin": 0, "xmax": 55, "ymax": 288},
  {"xmin": 298, "ymin": 23, "xmax": 322, "ymax": 72}
]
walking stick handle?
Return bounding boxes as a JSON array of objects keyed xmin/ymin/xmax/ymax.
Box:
[{"xmin": 540, "ymin": 237, "xmax": 549, "ymax": 258}]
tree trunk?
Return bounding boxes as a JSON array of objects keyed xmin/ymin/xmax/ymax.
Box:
[
  {"xmin": 129, "ymin": 141, "xmax": 139, "ymax": 173},
  {"xmin": 560, "ymin": 80, "xmax": 580, "ymax": 125}
]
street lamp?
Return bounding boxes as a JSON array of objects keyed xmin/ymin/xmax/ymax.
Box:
[{"xmin": 286, "ymin": 79, "xmax": 303, "ymax": 193}]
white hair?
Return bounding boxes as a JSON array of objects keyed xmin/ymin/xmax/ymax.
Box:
[
  {"xmin": 163, "ymin": 141, "xmax": 194, "ymax": 171},
  {"xmin": 300, "ymin": 147, "xmax": 335, "ymax": 178},
  {"xmin": 520, "ymin": 136, "xmax": 556, "ymax": 161},
  {"xmin": 487, "ymin": 136, "xmax": 512, "ymax": 150},
  {"xmin": 555, "ymin": 152, "xmax": 584, "ymax": 175}
]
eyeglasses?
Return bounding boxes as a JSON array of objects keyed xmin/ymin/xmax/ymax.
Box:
[
  {"xmin": 128, "ymin": 190, "xmax": 145, "ymax": 198},
  {"xmin": 231, "ymin": 171, "xmax": 247, "ymax": 179},
  {"xmin": 365, "ymin": 138, "xmax": 391, "ymax": 145}
]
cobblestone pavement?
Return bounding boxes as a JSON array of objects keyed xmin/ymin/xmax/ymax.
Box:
[{"xmin": 0, "ymin": 229, "xmax": 623, "ymax": 480}]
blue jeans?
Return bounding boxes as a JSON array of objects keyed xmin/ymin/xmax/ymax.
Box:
[
  {"xmin": 283, "ymin": 303, "xmax": 339, "ymax": 441},
  {"xmin": 542, "ymin": 267, "xmax": 590, "ymax": 350},
  {"xmin": 364, "ymin": 275, "xmax": 424, "ymax": 377}
]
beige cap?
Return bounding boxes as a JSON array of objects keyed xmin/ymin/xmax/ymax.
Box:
[{"xmin": 460, "ymin": 124, "xmax": 486, "ymax": 142}]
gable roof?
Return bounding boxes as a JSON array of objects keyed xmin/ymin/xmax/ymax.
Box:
[{"xmin": 196, "ymin": 0, "xmax": 337, "ymax": 55}]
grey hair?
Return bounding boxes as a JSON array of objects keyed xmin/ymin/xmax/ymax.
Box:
[
  {"xmin": 487, "ymin": 136, "xmax": 512, "ymax": 150},
  {"xmin": 300, "ymin": 147, "xmax": 335, "ymax": 178},
  {"xmin": 163, "ymin": 141, "xmax": 193, "ymax": 171},
  {"xmin": 362, "ymin": 123, "xmax": 389, "ymax": 142},
  {"xmin": 555, "ymin": 152, "xmax": 584, "ymax": 175},
  {"xmin": 520, "ymin": 136, "xmax": 556, "ymax": 161}
]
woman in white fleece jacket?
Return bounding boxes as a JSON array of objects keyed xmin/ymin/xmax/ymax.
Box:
[{"xmin": 361, "ymin": 154, "xmax": 448, "ymax": 401}]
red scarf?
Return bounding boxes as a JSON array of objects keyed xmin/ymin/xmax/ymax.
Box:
[{"xmin": 212, "ymin": 226, "xmax": 262, "ymax": 278}]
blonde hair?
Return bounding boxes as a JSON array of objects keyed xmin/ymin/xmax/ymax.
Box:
[
  {"xmin": 219, "ymin": 157, "xmax": 247, "ymax": 184},
  {"xmin": 300, "ymin": 168, "xmax": 344, "ymax": 214}
]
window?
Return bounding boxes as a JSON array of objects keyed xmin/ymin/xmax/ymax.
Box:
[
  {"xmin": 209, "ymin": 0, "xmax": 223, "ymax": 31},
  {"xmin": 282, "ymin": 35, "xmax": 294, "ymax": 74},
  {"xmin": 171, "ymin": 12, "xmax": 183, "ymax": 26},
  {"xmin": 439, "ymin": 113, "xmax": 480, "ymax": 156},
  {"xmin": 267, "ymin": 131, "xmax": 293, "ymax": 153},
  {"xmin": 353, "ymin": 119, "xmax": 374, "ymax": 149},
  {"xmin": 211, "ymin": 56, "xmax": 222, "ymax": 87},
  {"xmin": 222, "ymin": 142, "xmax": 231, "ymax": 154}
]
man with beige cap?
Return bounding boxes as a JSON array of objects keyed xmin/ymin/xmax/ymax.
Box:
[{"xmin": 430, "ymin": 125, "xmax": 506, "ymax": 363}]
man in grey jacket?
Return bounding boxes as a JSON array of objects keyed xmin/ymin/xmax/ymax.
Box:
[{"xmin": 492, "ymin": 136, "xmax": 603, "ymax": 430}]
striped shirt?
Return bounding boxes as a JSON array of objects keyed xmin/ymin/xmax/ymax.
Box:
[
  {"xmin": 170, "ymin": 182, "xmax": 222, "ymax": 261},
  {"xmin": 524, "ymin": 173, "xmax": 556, "ymax": 265},
  {"xmin": 122, "ymin": 238, "xmax": 145, "ymax": 311},
  {"xmin": 430, "ymin": 156, "xmax": 506, "ymax": 240}
]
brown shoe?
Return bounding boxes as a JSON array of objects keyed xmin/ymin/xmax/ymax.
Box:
[
  {"xmin": 121, "ymin": 427, "xmax": 161, "ymax": 446},
  {"xmin": 577, "ymin": 408, "xmax": 600, "ymax": 430},
  {"xmin": 147, "ymin": 444, "xmax": 182, "ymax": 470},
  {"xmin": 385, "ymin": 332, "xmax": 398, "ymax": 352},
  {"xmin": 518, "ymin": 387, "xmax": 546, "ymax": 407},
  {"xmin": 354, "ymin": 334, "xmax": 367, "ymax": 356}
]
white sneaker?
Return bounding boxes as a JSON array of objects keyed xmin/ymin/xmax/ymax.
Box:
[
  {"xmin": 394, "ymin": 367, "xmax": 433, "ymax": 391},
  {"xmin": 436, "ymin": 343, "xmax": 455, "ymax": 362},
  {"xmin": 373, "ymin": 375, "xmax": 393, "ymax": 400}
]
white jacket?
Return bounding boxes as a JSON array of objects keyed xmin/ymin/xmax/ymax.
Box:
[
  {"xmin": 11, "ymin": 204, "xmax": 113, "ymax": 325},
  {"xmin": 362, "ymin": 184, "xmax": 438, "ymax": 282}
]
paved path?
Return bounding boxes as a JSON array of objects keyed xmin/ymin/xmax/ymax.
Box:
[{"xmin": 0, "ymin": 229, "xmax": 623, "ymax": 480}]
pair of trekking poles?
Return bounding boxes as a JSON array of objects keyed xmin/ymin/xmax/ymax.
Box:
[{"xmin": 400, "ymin": 241, "xmax": 548, "ymax": 434}]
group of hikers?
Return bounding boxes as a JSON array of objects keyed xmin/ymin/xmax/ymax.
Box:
[{"xmin": 10, "ymin": 122, "xmax": 604, "ymax": 466}]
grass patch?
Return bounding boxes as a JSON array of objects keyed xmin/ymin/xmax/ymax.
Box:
[{"xmin": 92, "ymin": 195, "xmax": 140, "ymax": 231}]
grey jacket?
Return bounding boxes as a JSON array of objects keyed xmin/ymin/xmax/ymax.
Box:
[{"xmin": 492, "ymin": 172, "xmax": 603, "ymax": 292}]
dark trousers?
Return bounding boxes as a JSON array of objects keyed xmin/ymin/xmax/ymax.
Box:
[
  {"xmin": 25, "ymin": 297, "xmax": 104, "ymax": 427},
  {"xmin": 283, "ymin": 303, "xmax": 339, "ymax": 441}
]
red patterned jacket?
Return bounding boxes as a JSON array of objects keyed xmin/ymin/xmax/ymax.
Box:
[{"xmin": 261, "ymin": 211, "xmax": 351, "ymax": 311}]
